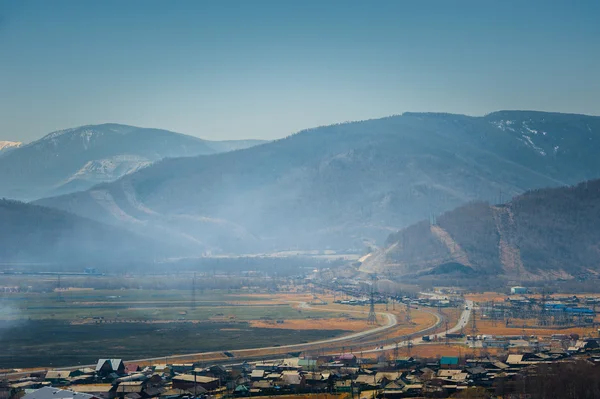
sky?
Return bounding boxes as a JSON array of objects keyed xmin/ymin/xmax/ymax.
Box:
[{"xmin": 1, "ymin": 0, "xmax": 599, "ymax": 143}]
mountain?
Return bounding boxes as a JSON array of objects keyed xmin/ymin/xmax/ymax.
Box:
[
  {"xmin": 0, "ymin": 199, "xmax": 178, "ymax": 264},
  {"xmin": 361, "ymin": 179, "xmax": 600, "ymax": 283},
  {"xmin": 0, "ymin": 141, "xmax": 22, "ymax": 155},
  {"xmin": 0, "ymin": 124, "xmax": 266, "ymax": 200},
  {"xmin": 34, "ymin": 111, "xmax": 600, "ymax": 255}
]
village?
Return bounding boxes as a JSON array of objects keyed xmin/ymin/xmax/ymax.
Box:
[{"xmin": 4, "ymin": 331, "xmax": 600, "ymax": 399}]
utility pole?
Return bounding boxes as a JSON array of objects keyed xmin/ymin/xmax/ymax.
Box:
[
  {"xmin": 445, "ymin": 321, "xmax": 449, "ymax": 345},
  {"xmin": 471, "ymin": 308, "xmax": 478, "ymax": 334},
  {"xmin": 57, "ymin": 274, "xmax": 64, "ymax": 302},
  {"xmin": 191, "ymin": 272, "xmax": 196, "ymax": 311}
]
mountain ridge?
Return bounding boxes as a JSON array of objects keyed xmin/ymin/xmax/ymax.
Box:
[
  {"xmin": 362, "ymin": 179, "xmax": 600, "ymax": 283},
  {"xmin": 34, "ymin": 111, "xmax": 600, "ymax": 255},
  {"xmin": 0, "ymin": 124, "xmax": 267, "ymax": 200}
]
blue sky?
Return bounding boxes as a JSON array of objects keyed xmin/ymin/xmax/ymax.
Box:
[{"xmin": 1, "ymin": 0, "xmax": 599, "ymax": 142}]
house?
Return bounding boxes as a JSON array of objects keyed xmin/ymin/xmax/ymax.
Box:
[
  {"xmin": 95, "ymin": 359, "xmax": 125, "ymax": 376},
  {"xmin": 124, "ymin": 364, "xmax": 140, "ymax": 375},
  {"xmin": 233, "ymin": 385, "xmax": 250, "ymax": 397},
  {"xmin": 279, "ymin": 373, "xmax": 305, "ymax": 390},
  {"xmin": 354, "ymin": 374, "xmax": 377, "ymax": 388},
  {"xmin": 394, "ymin": 356, "xmax": 416, "ymax": 368},
  {"xmin": 303, "ymin": 372, "xmax": 328, "ymax": 391},
  {"xmin": 375, "ymin": 372, "xmax": 401, "ymax": 385},
  {"xmin": 249, "ymin": 370, "xmax": 265, "ymax": 380},
  {"xmin": 44, "ymin": 371, "xmax": 73, "ymax": 383},
  {"xmin": 439, "ymin": 357, "xmax": 459, "ymax": 368},
  {"xmin": 337, "ymin": 354, "xmax": 357, "ymax": 366},
  {"xmin": 298, "ymin": 359, "xmax": 317, "ymax": 370},
  {"xmin": 171, "ymin": 375, "xmax": 219, "ymax": 392},
  {"xmin": 69, "ymin": 385, "xmax": 116, "ymax": 399},
  {"xmin": 22, "ymin": 387, "xmax": 97, "ymax": 399},
  {"xmin": 159, "ymin": 388, "xmax": 204, "ymax": 399},
  {"xmin": 334, "ymin": 380, "xmax": 352, "ymax": 393},
  {"xmin": 511, "ymin": 287, "xmax": 527, "ymax": 295},
  {"xmin": 115, "ymin": 381, "xmax": 145, "ymax": 396}
]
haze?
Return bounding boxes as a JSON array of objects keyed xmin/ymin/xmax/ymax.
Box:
[{"xmin": 1, "ymin": 0, "xmax": 599, "ymax": 142}]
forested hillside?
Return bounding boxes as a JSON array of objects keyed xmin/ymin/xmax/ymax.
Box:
[
  {"xmin": 35, "ymin": 111, "xmax": 600, "ymax": 254},
  {"xmin": 363, "ymin": 179, "xmax": 600, "ymax": 282}
]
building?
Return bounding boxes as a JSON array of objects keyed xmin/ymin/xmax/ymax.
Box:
[
  {"xmin": 171, "ymin": 375, "xmax": 219, "ymax": 392},
  {"xmin": 95, "ymin": 359, "xmax": 125, "ymax": 376},
  {"xmin": 511, "ymin": 286, "xmax": 527, "ymax": 295},
  {"xmin": 23, "ymin": 387, "xmax": 97, "ymax": 399}
]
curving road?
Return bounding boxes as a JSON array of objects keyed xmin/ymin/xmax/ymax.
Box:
[{"xmin": 5, "ymin": 299, "xmax": 471, "ymax": 377}]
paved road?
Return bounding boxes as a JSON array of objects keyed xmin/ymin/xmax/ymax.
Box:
[
  {"xmin": 369, "ymin": 299, "xmax": 473, "ymax": 352},
  {"xmin": 4, "ymin": 299, "xmax": 471, "ymax": 377}
]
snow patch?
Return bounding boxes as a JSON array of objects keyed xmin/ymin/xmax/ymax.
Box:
[
  {"xmin": 490, "ymin": 120, "xmax": 516, "ymax": 132},
  {"xmin": 519, "ymin": 135, "xmax": 546, "ymax": 156}
]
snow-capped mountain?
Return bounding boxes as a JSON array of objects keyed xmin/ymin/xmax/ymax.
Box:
[{"xmin": 0, "ymin": 124, "xmax": 266, "ymax": 201}]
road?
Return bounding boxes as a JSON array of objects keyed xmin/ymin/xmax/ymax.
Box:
[
  {"xmin": 370, "ymin": 299, "xmax": 473, "ymax": 352},
  {"xmin": 4, "ymin": 299, "xmax": 472, "ymax": 377}
]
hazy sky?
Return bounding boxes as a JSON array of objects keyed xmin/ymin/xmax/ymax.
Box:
[{"xmin": 1, "ymin": 0, "xmax": 599, "ymax": 143}]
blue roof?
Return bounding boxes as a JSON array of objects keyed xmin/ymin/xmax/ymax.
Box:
[{"xmin": 440, "ymin": 356, "xmax": 459, "ymax": 365}]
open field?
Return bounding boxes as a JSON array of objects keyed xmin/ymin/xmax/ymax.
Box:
[
  {"xmin": 475, "ymin": 319, "xmax": 600, "ymax": 338},
  {"xmin": 0, "ymin": 287, "xmax": 374, "ymax": 368}
]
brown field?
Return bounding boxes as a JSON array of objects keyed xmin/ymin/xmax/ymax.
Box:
[
  {"xmin": 465, "ymin": 292, "xmax": 507, "ymax": 303},
  {"xmin": 249, "ymin": 318, "xmax": 368, "ymax": 331},
  {"xmin": 475, "ymin": 319, "xmax": 599, "ymax": 338}
]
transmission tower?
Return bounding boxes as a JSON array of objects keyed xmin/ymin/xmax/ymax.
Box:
[
  {"xmin": 445, "ymin": 321, "xmax": 449, "ymax": 345},
  {"xmin": 191, "ymin": 272, "xmax": 197, "ymax": 310},
  {"xmin": 367, "ymin": 290, "xmax": 377, "ymax": 325},
  {"xmin": 393, "ymin": 342, "xmax": 399, "ymax": 360},
  {"xmin": 405, "ymin": 303, "xmax": 412, "ymax": 324},
  {"xmin": 491, "ymin": 301, "xmax": 497, "ymax": 327},
  {"xmin": 56, "ymin": 274, "xmax": 64, "ymax": 302},
  {"xmin": 471, "ymin": 308, "xmax": 478, "ymax": 334}
]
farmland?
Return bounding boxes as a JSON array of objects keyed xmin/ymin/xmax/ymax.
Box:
[{"xmin": 0, "ymin": 277, "xmax": 380, "ymax": 369}]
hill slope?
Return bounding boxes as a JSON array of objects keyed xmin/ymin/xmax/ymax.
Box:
[
  {"xmin": 362, "ymin": 179, "xmax": 600, "ymax": 282},
  {"xmin": 0, "ymin": 141, "xmax": 22, "ymax": 155},
  {"xmin": 0, "ymin": 124, "xmax": 266, "ymax": 200},
  {"xmin": 35, "ymin": 111, "xmax": 600, "ymax": 254},
  {"xmin": 0, "ymin": 199, "xmax": 178, "ymax": 264}
]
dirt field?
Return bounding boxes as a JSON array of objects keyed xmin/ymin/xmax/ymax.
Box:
[
  {"xmin": 465, "ymin": 292, "xmax": 508, "ymax": 303},
  {"xmin": 249, "ymin": 318, "xmax": 368, "ymax": 331},
  {"xmin": 475, "ymin": 319, "xmax": 599, "ymax": 338}
]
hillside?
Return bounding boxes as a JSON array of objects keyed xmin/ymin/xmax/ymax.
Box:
[
  {"xmin": 361, "ymin": 179, "xmax": 600, "ymax": 282},
  {"xmin": 0, "ymin": 124, "xmax": 266, "ymax": 200},
  {"xmin": 0, "ymin": 141, "xmax": 21, "ymax": 155},
  {"xmin": 0, "ymin": 199, "xmax": 179, "ymax": 264},
  {"xmin": 35, "ymin": 111, "xmax": 600, "ymax": 254}
]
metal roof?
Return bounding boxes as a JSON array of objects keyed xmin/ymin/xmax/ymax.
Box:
[{"xmin": 23, "ymin": 387, "xmax": 96, "ymax": 399}]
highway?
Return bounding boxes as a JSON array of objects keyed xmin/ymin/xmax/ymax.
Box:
[{"xmin": 4, "ymin": 299, "xmax": 472, "ymax": 377}]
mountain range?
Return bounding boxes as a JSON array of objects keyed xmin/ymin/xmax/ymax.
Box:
[
  {"xmin": 0, "ymin": 124, "xmax": 266, "ymax": 200},
  {"xmin": 360, "ymin": 179, "xmax": 600, "ymax": 284},
  {"xmin": 33, "ymin": 111, "xmax": 600, "ymax": 256}
]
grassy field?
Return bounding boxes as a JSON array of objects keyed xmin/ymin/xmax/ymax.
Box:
[
  {"xmin": 0, "ymin": 288, "xmax": 367, "ymax": 369},
  {"xmin": 0, "ymin": 319, "xmax": 349, "ymax": 368}
]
